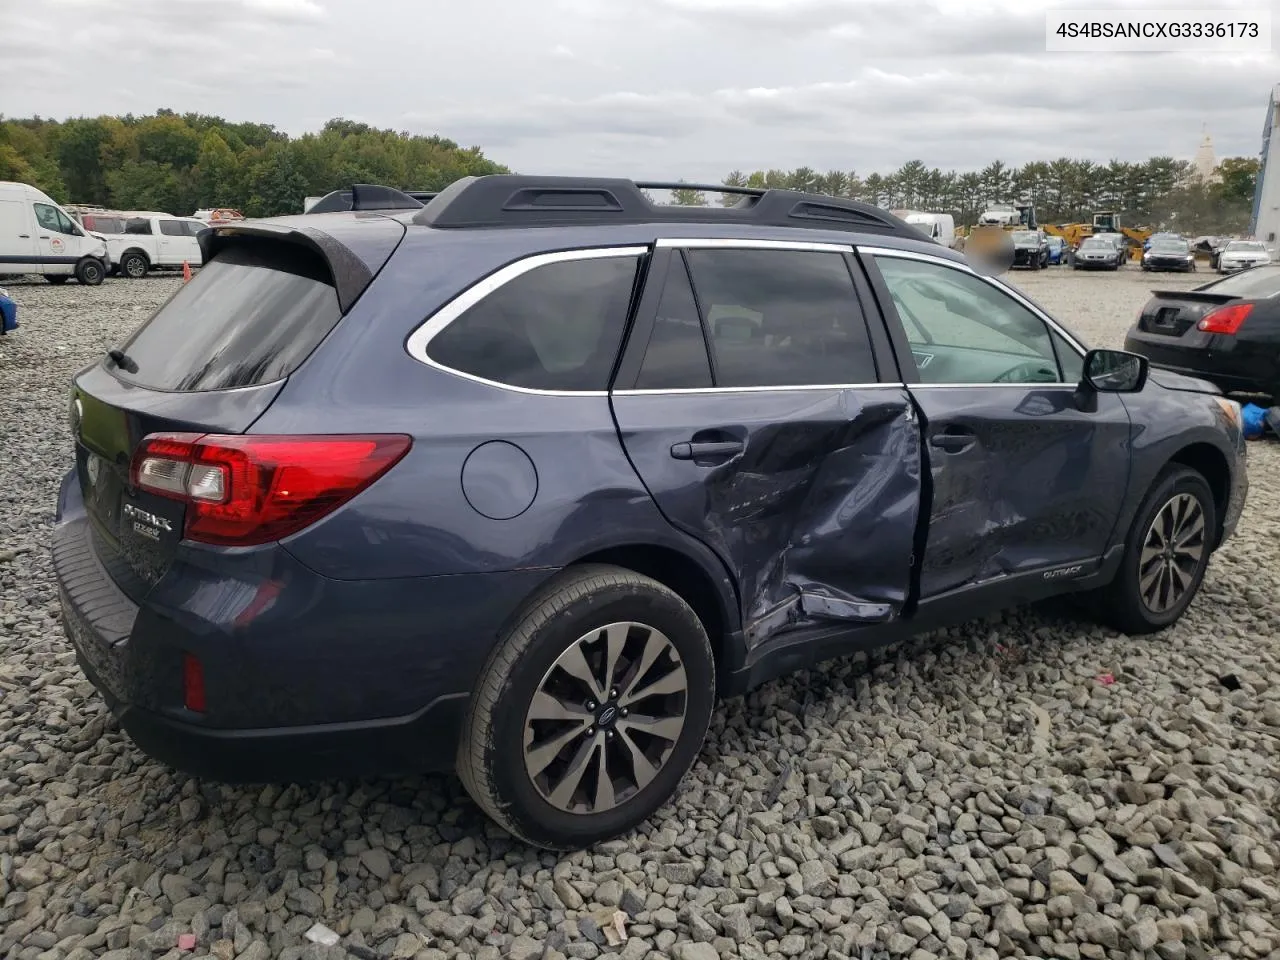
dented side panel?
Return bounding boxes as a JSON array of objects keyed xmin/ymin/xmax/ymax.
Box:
[
  {"xmin": 610, "ymin": 385, "xmax": 922, "ymax": 651},
  {"xmin": 908, "ymin": 385, "xmax": 1133, "ymax": 599}
]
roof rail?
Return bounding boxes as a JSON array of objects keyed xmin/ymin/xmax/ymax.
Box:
[
  {"xmin": 305, "ymin": 185, "xmax": 438, "ymax": 214},
  {"xmin": 410, "ymin": 175, "xmax": 919, "ymax": 239}
]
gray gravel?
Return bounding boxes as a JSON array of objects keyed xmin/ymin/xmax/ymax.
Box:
[{"xmin": 1, "ymin": 267, "xmax": 1278, "ymax": 960}]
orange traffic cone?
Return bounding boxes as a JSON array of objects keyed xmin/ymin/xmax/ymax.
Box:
[{"xmin": 182, "ymin": 261, "xmax": 192, "ymax": 283}]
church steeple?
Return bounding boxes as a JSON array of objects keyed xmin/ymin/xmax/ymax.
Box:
[{"xmin": 1193, "ymin": 126, "xmax": 1218, "ymax": 182}]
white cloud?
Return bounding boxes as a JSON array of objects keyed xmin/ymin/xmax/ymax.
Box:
[{"xmin": 1, "ymin": 0, "xmax": 1275, "ymax": 183}]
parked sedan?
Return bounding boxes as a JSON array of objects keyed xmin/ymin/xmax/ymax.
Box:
[
  {"xmin": 1123, "ymin": 264, "xmax": 1280, "ymax": 400},
  {"xmin": 1217, "ymin": 239, "xmax": 1272, "ymax": 274},
  {"xmin": 1011, "ymin": 230, "xmax": 1049, "ymax": 269},
  {"xmin": 1142, "ymin": 236, "xmax": 1197, "ymax": 272},
  {"xmin": 1073, "ymin": 235, "xmax": 1123, "ymax": 270},
  {"xmin": 1045, "ymin": 236, "xmax": 1068, "ymax": 264}
]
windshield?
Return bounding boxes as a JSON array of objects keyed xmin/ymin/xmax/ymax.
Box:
[
  {"xmin": 1080, "ymin": 238, "xmax": 1107, "ymax": 248},
  {"xmin": 1012, "ymin": 231, "xmax": 1038, "ymax": 243},
  {"xmin": 1199, "ymin": 264, "xmax": 1280, "ymax": 298},
  {"xmin": 1151, "ymin": 239, "xmax": 1189, "ymax": 253},
  {"xmin": 1226, "ymin": 241, "xmax": 1267, "ymax": 253}
]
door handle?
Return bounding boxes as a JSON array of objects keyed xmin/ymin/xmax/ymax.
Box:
[
  {"xmin": 18, "ymin": 234, "xmax": 29, "ymax": 238},
  {"xmin": 670, "ymin": 440, "xmax": 744, "ymax": 460},
  {"xmin": 38, "ymin": 235, "xmax": 49, "ymax": 240},
  {"xmin": 929, "ymin": 430, "xmax": 976, "ymax": 452}
]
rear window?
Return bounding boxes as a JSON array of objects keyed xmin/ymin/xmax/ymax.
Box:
[
  {"xmin": 1199, "ymin": 264, "xmax": 1280, "ymax": 299},
  {"xmin": 109, "ymin": 241, "xmax": 342, "ymax": 392}
]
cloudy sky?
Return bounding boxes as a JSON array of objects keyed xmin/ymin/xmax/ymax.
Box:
[{"xmin": 3, "ymin": 0, "xmax": 1277, "ymax": 181}]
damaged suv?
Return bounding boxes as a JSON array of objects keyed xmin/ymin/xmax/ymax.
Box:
[{"xmin": 54, "ymin": 176, "xmax": 1248, "ymax": 850}]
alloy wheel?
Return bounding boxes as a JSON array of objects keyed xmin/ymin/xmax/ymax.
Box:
[
  {"xmin": 523, "ymin": 621, "xmax": 688, "ymax": 815},
  {"xmin": 1138, "ymin": 492, "xmax": 1206, "ymax": 614}
]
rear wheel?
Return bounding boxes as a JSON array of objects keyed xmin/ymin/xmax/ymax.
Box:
[
  {"xmin": 75, "ymin": 258, "xmax": 104, "ymax": 286},
  {"xmin": 1090, "ymin": 465, "xmax": 1216, "ymax": 635},
  {"xmin": 120, "ymin": 251, "xmax": 149, "ymax": 279},
  {"xmin": 458, "ymin": 564, "xmax": 716, "ymax": 850}
]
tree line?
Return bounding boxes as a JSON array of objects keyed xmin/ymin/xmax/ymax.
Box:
[
  {"xmin": 0, "ymin": 110, "xmax": 509, "ymax": 218},
  {"xmin": 0, "ymin": 109, "xmax": 1261, "ymax": 233},
  {"xmin": 676, "ymin": 157, "xmax": 1260, "ymax": 235}
]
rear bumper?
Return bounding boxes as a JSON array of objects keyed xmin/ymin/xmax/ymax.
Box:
[
  {"xmin": 1122, "ymin": 331, "xmax": 1275, "ymax": 396},
  {"xmin": 52, "ymin": 468, "xmax": 551, "ymax": 781}
]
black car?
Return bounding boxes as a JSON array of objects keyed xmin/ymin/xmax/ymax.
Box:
[
  {"xmin": 1124, "ymin": 264, "xmax": 1280, "ymax": 400},
  {"xmin": 1142, "ymin": 236, "xmax": 1197, "ymax": 273},
  {"xmin": 53, "ymin": 175, "xmax": 1249, "ymax": 850},
  {"xmin": 1011, "ymin": 230, "xmax": 1049, "ymax": 269}
]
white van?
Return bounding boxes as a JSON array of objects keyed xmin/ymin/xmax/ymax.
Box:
[
  {"xmin": 96, "ymin": 212, "xmax": 207, "ymax": 279},
  {"xmin": 904, "ymin": 212, "xmax": 958, "ymax": 249},
  {"xmin": 0, "ymin": 182, "xmax": 111, "ymax": 285}
]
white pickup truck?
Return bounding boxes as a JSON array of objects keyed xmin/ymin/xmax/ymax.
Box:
[{"xmin": 85, "ymin": 212, "xmax": 207, "ymax": 279}]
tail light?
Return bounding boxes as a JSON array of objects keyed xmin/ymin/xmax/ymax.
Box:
[
  {"xmin": 129, "ymin": 433, "xmax": 412, "ymax": 546},
  {"xmin": 1197, "ymin": 303, "xmax": 1252, "ymax": 335}
]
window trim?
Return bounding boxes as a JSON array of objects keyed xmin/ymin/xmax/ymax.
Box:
[
  {"xmin": 404, "ymin": 245, "xmax": 649, "ymax": 397},
  {"xmin": 615, "ymin": 237, "xmax": 901, "ymax": 395},
  {"xmin": 858, "ymin": 246, "xmax": 1089, "ymax": 389}
]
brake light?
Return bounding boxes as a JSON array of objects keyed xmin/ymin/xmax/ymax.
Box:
[
  {"xmin": 1197, "ymin": 303, "xmax": 1252, "ymax": 335},
  {"xmin": 130, "ymin": 433, "xmax": 412, "ymax": 546}
]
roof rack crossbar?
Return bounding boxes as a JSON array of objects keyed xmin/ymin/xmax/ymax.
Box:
[
  {"xmin": 305, "ymin": 185, "xmax": 438, "ymax": 215},
  {"xmin": 411, "ymin": 175, "xmax": 923, "ymax": 241}
]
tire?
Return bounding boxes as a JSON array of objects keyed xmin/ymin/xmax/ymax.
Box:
[
  {"xmin": 120, "ymin": 251, "xmax": 148, "ymax": 279},
  {"xmin": 1090, "ymin": 464, "xmax": 1217, "ymax": 635},
  {"xmin": 75, "ymin": 258, "xmax": 104, "ymax": 286},
  {"xmin": 46, "ymin": 275, "xmax": 69, "ymax": 286},
  {"xmin": 457, "ymin": 563, "xmax": 716, "ymax": 850}
]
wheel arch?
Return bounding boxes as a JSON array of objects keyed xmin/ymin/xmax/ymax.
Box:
[
  {"xmin": 566, "ymin": 542, "xmax": 740, "ymax": 678},
  {"xmin": 1165, "ymin": 441, "xmax": 1231, "ymax": 547},
  {"xmin": 121, "ymin": 247, "xmax": 150, "ymax": 265}
]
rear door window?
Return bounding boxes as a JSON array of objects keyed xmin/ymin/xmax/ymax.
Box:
[
  {"xmin": 108, "ymin": 241, "xmax": 342, "ymax": 392},
  {"xmin": 124, "ymin": 218, "xmax": 153, "ymax": 235},
  {"xmin": 680, "ymin": 248, "xmax": 880, "ymax": 387},
  {"xmin": 159, "ymin": 220, "xmax": 185, "ymax": 237},
  {"xmin": 425, "ymin": 252, "xmax": 642, "ymax": 391}
]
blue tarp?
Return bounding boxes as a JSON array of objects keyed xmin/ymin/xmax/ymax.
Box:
[
  {"xmin": 1242, "ymin": 403, "xmax": 1270, "ymax": 439},
  {"xmin": 0, "ymin": 290, "xmax": 16, "ymax": 335}
]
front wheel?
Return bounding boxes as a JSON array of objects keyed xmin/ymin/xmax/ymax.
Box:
[
  {"xmin": 457, "ymin": 564, "xmax": 716, "ymax": 850},
  {"xmin": 1090, "ymin": 465, "xmax": 1216, "ymax": 635},
  {"xmin": 75, "ymin": 258, "xmax": 104, "ymax": 286}
]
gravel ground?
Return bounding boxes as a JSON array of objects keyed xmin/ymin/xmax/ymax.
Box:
[{"xmin": 1, "ymin": 268, "xmax": 1278, "ymax": 960}]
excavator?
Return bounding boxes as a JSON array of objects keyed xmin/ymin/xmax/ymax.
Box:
[{"xmin": 1043, "ymin": 212, "xmax": 1152, "ymax": 261}]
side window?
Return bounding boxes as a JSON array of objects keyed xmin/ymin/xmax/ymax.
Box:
[
  {"xmin": 160, "ymin": 220, "xmax": 185, "ymax": 237},
  {"xmin": 872, "ymin": 255, "xmax": 1061, "ymax": 385},
  {"xmin": 681, "ymin": 248, "xmax": 879, "ymax": 388},
  {"xmin": 635, "ymin": 258, "xmax": 713, "ymax": 389},
  {"xmin": 426, "ymin": 253, "xmax": 641, "ymax": 391},
  {"xmin": 125, "ymin": 218, "xmax": 153, "ymax": 235},
  {"xmin": 1051, "ymin": 329, "xmax": 1084, "ymax": 383},
  {"xmin": 185, "ymin": 222, "xmax": 206, "ymax": 237},
  {"xmin": 34, "ymin": 203, "xmax": 79, "ymax": 235}
]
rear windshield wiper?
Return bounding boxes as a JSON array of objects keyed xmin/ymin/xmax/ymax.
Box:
[{"xmin": 107, "ymin": 348, "xmax": 139, "ymax": 374}]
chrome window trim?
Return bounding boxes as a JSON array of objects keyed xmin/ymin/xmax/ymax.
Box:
[
  {"xmin": 403, "ymin": 245, "xmax": 649, "ymax": 398},
  {"xmin": 858, "ymin": 245, "xmax": 1089, "ymax": 387},
  {"xmin": 614, "ymin": 382, "xmax": 905, "ymax": 396},
  {"xmin": 656, "ymin": 237, "xmax": 854, "ymax": 253}
]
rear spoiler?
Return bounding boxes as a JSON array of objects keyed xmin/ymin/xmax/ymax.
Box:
[
  {"xmin": 1147, "ymin": 288, "xmax": 1239, "ymax": 304},
  {"xmin": 198, "ymin": 217, "xmax": 406, "ymax": 313},
  {"xmin": 306, "ymin": 185, "xmax": 439, "ymax": 214}
]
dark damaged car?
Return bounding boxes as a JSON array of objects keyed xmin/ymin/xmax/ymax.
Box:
[
  {"xmin": 54, "ymin": 177, "xmax": 1249, "ymax": 850},
  {"xmin": 1011, "ymin": 229, "xmax": 1050, "ymax": 270}
]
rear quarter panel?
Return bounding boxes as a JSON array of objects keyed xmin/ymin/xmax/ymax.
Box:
[{"xmin": 246, "ymin": 226, "xmax": 742, "ymax": 627}]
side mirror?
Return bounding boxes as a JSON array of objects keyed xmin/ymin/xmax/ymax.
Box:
[{"xmin": 1082, "ymin": 348, "xmax": 1148, "ymax": 393}]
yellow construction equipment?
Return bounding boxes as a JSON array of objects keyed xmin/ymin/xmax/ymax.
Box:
[{"xmin": 1044, "ymin": 212, "xmax": 1153, "ymax": 261}]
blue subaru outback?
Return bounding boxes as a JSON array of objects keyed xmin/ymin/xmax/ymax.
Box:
[{"xmin": 54, "ymin": 177, "xmax": 1248, "ymax": 849}]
